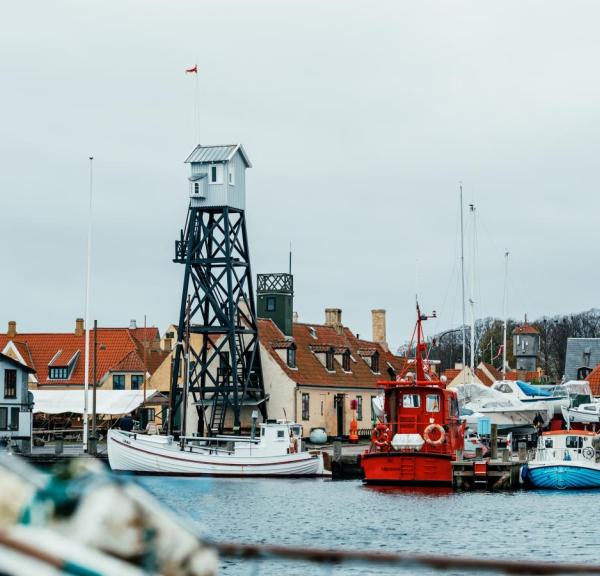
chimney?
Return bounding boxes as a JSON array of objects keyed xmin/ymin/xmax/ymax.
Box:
[
  {"xmin": 130, "ymin": 319, "xmax": 137, "ymax": 329},
  {"xmin": 75, "ymin": 318, "xmax": 85, "ymax": 337},
  {"xmin": 371, "ymin": 309, "xmax": 389, "ymax": 352},
  {"xmin": 7, "ymin": 321, "xmax": 16, "ymax": 338},
  {"xmin": 325, "ymin": 308, "xmax": 343, "ymax": 334}
]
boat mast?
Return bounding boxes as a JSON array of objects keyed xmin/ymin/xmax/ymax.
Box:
[
  {"xmin": 459, "ymin": 184, "xmax": 466, "ymax": 380},
  {"xmin": 502, "ymin": 251, "xmax": 509, "ymax": 379},
  {"xmin": 469, "ymin": 203, "xmax": 476, "ymax": 375},
  {"xmin": 180, "ymin": 295, "xmax": 191, "ymax": 441}
]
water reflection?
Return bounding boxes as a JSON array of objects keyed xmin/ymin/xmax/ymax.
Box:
[{"xmin": 362, "ymin": 484, "xmax": 454, "ymax": 497}]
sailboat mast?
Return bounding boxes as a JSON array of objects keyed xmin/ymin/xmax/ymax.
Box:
[
  {"xmin": 469, "ymin": 203, "xmax": 476, "ymax": 372},
  {"xmin": 459, "ymin": 184, "xmax": 466, "ymax": 375},
  {"xmin": 502, "ymin": 251, "xmax": 509, "ymax": 378}
]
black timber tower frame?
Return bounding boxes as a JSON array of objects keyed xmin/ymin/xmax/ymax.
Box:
[{"xmin": 168, "ymin": 144, "xmax": 267, "ymax": 435}]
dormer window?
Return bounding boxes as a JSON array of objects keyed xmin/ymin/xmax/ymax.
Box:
[
  {"xmin": 371, "ymin": 351, "xmax": 380, "ymax": 373},
  {"xmin": 210, "ymin": 165, "xmax": 223, "ymax": 184},
  {"xmin": 342, "ymin": 350, "xmax": 351, "ymax": 372},
  {"xmin": 287, "ymin": 346, "xmax": 297, "ymax": 369},
  {"xmin": 326, "ymin": 348, "xmax": 334, "ymax": 372},
  {"xmin": 49, "ymin": 367, "xmax": 69, "ymax": 380}
]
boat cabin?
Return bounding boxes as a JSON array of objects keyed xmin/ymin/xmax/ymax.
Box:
[
  {"xmin": 382, "ymin": 381, "xmax": 463, "ymax": 454},
  {"xmin": 536, "ymin": 430, "xmax": 600, "ymax": 464}
]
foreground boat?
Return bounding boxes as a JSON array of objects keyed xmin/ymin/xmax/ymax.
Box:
[
  {"xmin": 524, "ymin": 430, "xmax": 600, "ymax": 489},
  {"xmin": 108, "ymin": 421, "xmax": 327, "ymax": 477},
  {"xmin": 361, "ymin": 305, "xmax": 465, "ymax": 485}
]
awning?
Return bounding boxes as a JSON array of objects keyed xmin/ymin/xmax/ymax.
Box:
[{"xmin": 31, "ymin": 389, "xmax": 162, "ymax": 415}]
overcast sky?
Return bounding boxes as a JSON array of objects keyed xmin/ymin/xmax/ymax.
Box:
[{"xmin": 1, "ymin": 0, "xmax": 599, "ymax": 349}]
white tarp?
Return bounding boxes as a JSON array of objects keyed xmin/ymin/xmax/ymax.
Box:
[{"xmin": 31, "ymin": 389, "xmax": 160, "ymax": 415}]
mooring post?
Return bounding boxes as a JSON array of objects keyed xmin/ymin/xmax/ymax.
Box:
[
  {"xmin": 490, "ymin": 424, "xmax": 498, "ymax": 460},
  {"xmin": 333, "ymin": 439, "xmax": 342, "ymax": 462},
  {"xmin": 475, "ymin": 446, "xmax": 483, "ymax": 459},
  {"xmin": 455, "ymin": 448, "xmax": 463, "ymax": 462},
  {"xmin": 55, "ymin": 434, "xmax": 64, "ymax": 455},
  {"xmin": 502, "ymin": 448, "xmax": 510, "ymax": 462},
  {"xmin": 518, "ymin": 441, "xmax": 527, "ymax": 462}
]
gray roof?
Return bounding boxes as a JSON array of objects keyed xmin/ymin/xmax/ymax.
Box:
[
  {"xmin": 188, "ymin": 173, "xmax": 208, "ymax": 182},
  {"xmin": 564, "ymin": 338, "xmax": 600, "ymax": 379},
  {"xmin": 184, "ymin": 144, "xmax": 252, "ymax": 167}
]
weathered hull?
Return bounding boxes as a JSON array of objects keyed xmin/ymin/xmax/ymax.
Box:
[
  {"xmin": 107, "ymin": 430, "xmax": 326, "ymax": 477},
  {"xmin": 361, "ymin": 451, "xmax": 453, "ymax": 485},
  {"xmin": 527, "ymin": 462, "xmax": 600, "ymax": 489}
]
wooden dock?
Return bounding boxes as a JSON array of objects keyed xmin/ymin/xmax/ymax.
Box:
[
  {"xmin": 452, "ymin": 458, "xmax": 525, "ymax": 490},
  {"xmin": 22, "ymin": 443, "xmax": 108, "ymax": 467}
]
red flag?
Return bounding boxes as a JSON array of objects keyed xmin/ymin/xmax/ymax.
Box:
[
  {"xmin": 185, "ymin": 65, "xmax": 198, "ymax": 74},
  {"xmin": 492, "ymin": 344, "xmax": 504, "ymax": 361}
]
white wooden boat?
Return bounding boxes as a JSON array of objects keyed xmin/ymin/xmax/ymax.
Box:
[
  {"xmin": 108, "ymin": 421, "xmax": 328, "ymax": 477},
  {"xmin": 561, "ymin": 404, "xmax": 600, "ymax": 424}
]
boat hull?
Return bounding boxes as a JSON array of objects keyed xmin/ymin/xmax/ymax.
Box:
[
  {"xmin": 107, "ymin": 430, "xmax": 326, "ymax": 477},
  {"xmin": 361, "ymin": 451, "xmax": 453, "ymax": 485},
  {"xmin": 561, "ymin": 406, "xmax": 600, "ymax": 424},
  {"xmin": 527, "ymin": 463, "xmax": 600, "ymax": 489}
]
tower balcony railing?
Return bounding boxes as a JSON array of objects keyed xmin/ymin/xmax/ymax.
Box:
[{"xmin": 257, "ymin": 273, "xmax": 293, "ymax": 294}]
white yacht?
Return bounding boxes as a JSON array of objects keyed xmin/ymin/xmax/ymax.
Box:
[
  {"xmin": 492, "ymin": 380, "xmax": 569, "ymax": 417},
  {"xmin": 560, "ymin": 381, "xmax": 600, "ymax": 424},
  {"xmin": 108, "ymin": 421, "xmax": 328, "ymax": 477}
]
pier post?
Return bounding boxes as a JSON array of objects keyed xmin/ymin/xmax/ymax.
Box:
[
  {"xmin": 475, "ymin": 446, "xmax": 483, "ymax": 459},
  {"xmin": 517, "ymin": 442, "xmax": 527, "ymax": 462},
  {"xmin": 490, "ymin": 424, "xmax": 498, "ymax": 460},
  {"xmin": 55, "ymin": 434, "xmax": 64, "ymax": 455},
  {"xmin": 455, "ymin": 448, "xmax": 463, "ymax": 462},
  {"xmin": 502, "ymin": 448, "xmax": 510, "ymax": 462}
]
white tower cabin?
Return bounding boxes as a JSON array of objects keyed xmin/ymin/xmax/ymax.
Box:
[{"xmin": 185, "ymin": 144, "xmax": 252, "ymax": 210}]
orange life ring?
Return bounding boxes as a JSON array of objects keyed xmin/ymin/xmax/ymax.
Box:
[
  {"xmin": 371, "ymin": 423, "xmax": 391, "ymax": 447},
  {"xmin": 423, "ymin": 423, "xmax": 446, "ymax": 446}
]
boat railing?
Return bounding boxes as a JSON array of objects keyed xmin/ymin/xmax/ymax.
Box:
[{"xmin": 532, "ymin": 447, "xmax": 596, "ymax": 463}]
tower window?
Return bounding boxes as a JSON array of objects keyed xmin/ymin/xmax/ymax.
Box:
[
  {"xmin": 210, "ymin": 165, "xmax": 223, "ymax": 184},
  {"xmin": 266, "ymin": 296, "xmax": 276, "ymax": 312},
  {"xmin": 228, "ymin": 167, "xmax": 235, "ymax": 185}
]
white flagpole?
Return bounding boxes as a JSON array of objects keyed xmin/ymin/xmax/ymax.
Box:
[
  {"xmin": 502, "ymin": 251, "xmax": 509, "ymax": 378},
  {"xmin": 195, "ymin": 59, "xmax": 200, "ymax": 144},
  {"xmin": 83, "ymin": 156, "xmax": 93, "ymax": 451}
]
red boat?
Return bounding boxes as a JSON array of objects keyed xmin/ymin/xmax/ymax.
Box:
[{"xmin": 361, "ymin": 305, "xmax": 465, "ymax": 485}]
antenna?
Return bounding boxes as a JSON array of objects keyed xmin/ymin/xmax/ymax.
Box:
[
  {"xmin": 502, "ymin": 251, "xmax": 509, "ymax": 378},
  {"xmin": 459, "ymin": 183, "xmax": 466, "ymax": 379},
  {"xmin": 289, "ymin": 242, "xmax": 292, "ymax": 275}
]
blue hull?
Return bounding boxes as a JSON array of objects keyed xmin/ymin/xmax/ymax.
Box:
[{"xmin": 527, "ymin": 464, "xmax": 600, "ymax": 489}]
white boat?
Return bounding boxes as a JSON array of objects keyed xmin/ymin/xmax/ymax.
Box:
[
  {"xmin": 492, "ymin": 380, "xmax": 569, "ymax": 417},
  {"xmin": 108, "ymin": 421, "xmax": 328, "ymax": 477},
  {"xmin": 559, "ymin": 381, "xmax": 600, "ymax": 424},
  {"xmin": 525, "ymin": 430, "xmax": 600, "ymax": 489},
  {"xmin": 456, "ymin": 382, "xmax": 552, "ymax": 430}
]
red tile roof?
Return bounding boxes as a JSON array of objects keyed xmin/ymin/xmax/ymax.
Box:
[
  {"xmin": 584, "ymin": 364, "xmax": 600, "ymax": 395},
  {"xmin": 442, "ymin": 369, "xmax": 461, "ymax": 381},
  {"xmin": 512, "ymin": 323, "xmax": 540, "ymax": 335},
  {"xmin": 0, "ymin": 326, "xmax": 163, "ymax": 386},
  {"xmin": 111, "ymin": 350, "xmax": 146, "ymax": 372},
  {"xmin": 475, "ymin": 368, "xmax": 493, "ymax": 387},
  {"xmin": 505, "ymin": 370, "xmax": 540, "ymax": 382},
  {"xmin": 258, "ymin": 319, "xmax": 403, "ymax": 389},
  {"xmin": 480, "ymin": 362, "xmax": 502, "ymax": 381}
]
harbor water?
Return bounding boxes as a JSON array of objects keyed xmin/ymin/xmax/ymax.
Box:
[{"xmin": 140, "ymin": 476, "xmax": 598, "ymax": 575}]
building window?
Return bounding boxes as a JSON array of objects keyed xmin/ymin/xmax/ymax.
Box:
[
  {"xmin": 321, "ymin": 400, "xmax": 324, "ymax": 416},
  {"xmin": 228, "ymin": 167, "xmax": 235, "ymax": 185},
  {"xmin": 266, "ymin": 296, "xmax": 276, "ymax": 312},
  {"xmin": 142, "ymin": 408, "xmax": 155, "ymax": 422},
  {"xmin": 326, "ymin": 349, "xmax": 334, "ymax": 371},
  {"xmin": 342, "ymin": 351, "xmax": 351, "ymax": 372},
  {"xmin": 9, "ymin": 407, "xmax": 19, "ymax": 431},
  {"xmin": 402, "ymin": 393, "xmax": 420, "ymax": 408},
  {"xmin": 356, "ymin": 396, "xmax": 363, "ymax": 421},
  {"xmin": 210, "ymin": 165, "xmax": 223, "ymax": 184},
  {"xmin": 49, "ymin": 367, "xmax": 69, "ymax": 380},
  {"xmin": 0, "ymin": 408, "xmax": 7, "ymax": 431},
  {"xmin": 4, "ymin": 369, "xmax": 17, "ymax": 399},
  {"xmin": 113, "ymin": 375, "xmax": 125, "ymax": 390},
  {"xmin": 371, "ymin": 351, "xmax": 380, "ymax": 373},
  {"xmin": 286, "ymin": 347, "xmax": 296, "ymax": 368},
  {"xmin": 194, "ymin": 182, "xmax": 199, "ymax": 194},
  {"xmin": 131, "ymin": 375, "xmax": 143, "ymax": 390},
  {"xmin": 302, "ymin": 393, "xmax": 310, "ymax": 420}
]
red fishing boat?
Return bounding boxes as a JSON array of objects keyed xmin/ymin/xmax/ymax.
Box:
[{"xmin": 361, "ymin": 305, "xmax": 465, "ymax": 485}]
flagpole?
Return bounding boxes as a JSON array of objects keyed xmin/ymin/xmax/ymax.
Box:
[
  {"xmin": 83, "ymin": 156, "xmax": 93, "ymax": 451},
  {"xmin": 195, "ymin": 58, "xmax": 200, "ymax": 144},
  {"xmin": 502, "ymin": 251, "xmax": 509, "ymax": 378}
]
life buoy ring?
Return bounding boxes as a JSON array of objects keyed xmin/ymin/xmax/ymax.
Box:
[
  {"xmin": 424, "ymin": 423, "xmax": 446, "ymax": 446},
  {"xmin": 583, "ymin": 446, "xmax": 595, "ymax": 460},
  {"xmin": 371, "ymin": 423, "xmax": 390, "ymax": 447}
]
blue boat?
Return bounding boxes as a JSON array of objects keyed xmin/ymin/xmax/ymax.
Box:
[{"xmin": 525, "ymin": 430, "xmax": 600, "ymax": 489}]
